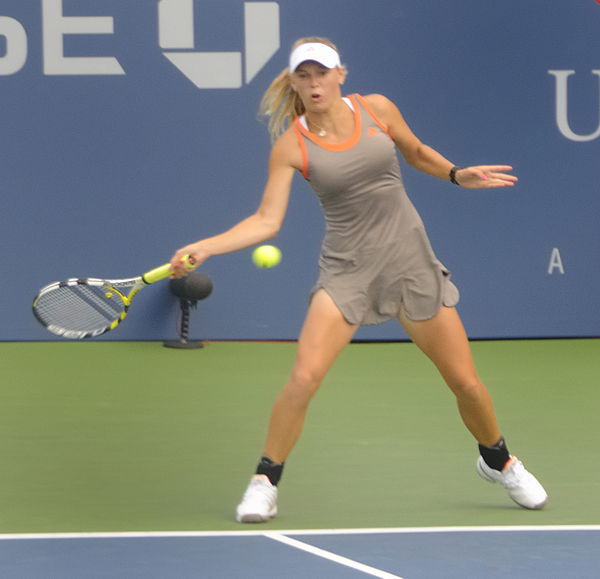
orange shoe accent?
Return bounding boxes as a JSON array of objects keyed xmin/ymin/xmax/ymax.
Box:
[{"xmin": 501, "ymin": 456, "xmax": 516, "ymax": 472}]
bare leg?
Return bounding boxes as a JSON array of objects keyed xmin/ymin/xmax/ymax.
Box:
[
  {"xmin": 398, "ymin": 306, "xmax": 501, "ymax": 446},
  {"xmin": 263, "ymin": 290, "xmax": 358, "ymax": 463}
]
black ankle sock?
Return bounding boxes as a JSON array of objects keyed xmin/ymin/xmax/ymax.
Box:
[
  {"xmin": 256, "ymin": 455, "xmax": 284, "ymax": 486},
  {"xmin": 478, "ymin": 436, "xmax": 510, "ymax": 471}
]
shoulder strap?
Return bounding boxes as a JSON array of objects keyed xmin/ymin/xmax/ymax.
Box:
[
  {"xmin": 292, "ymin": 120, "xmax": 309, "ymax": 180},
  {"xmin": 353, "ymin": 94, "xmax": 391, "ymax": 136}
]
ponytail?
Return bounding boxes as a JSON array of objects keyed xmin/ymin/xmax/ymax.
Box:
[{"xmin": 259, "ymin": 68, "xmax": 304, "ymax": 143}]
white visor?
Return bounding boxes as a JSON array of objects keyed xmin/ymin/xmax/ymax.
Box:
[{"xmin": 289, "ymin": 43, "xmax": 341, "ymax": 73}]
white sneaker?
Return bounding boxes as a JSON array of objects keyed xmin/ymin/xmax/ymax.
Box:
[
  {"xmin": 236, "ymin": 474, "xmax": 278, "ymax": 523},
  {"xmin": 477, "ymin": 455, "xmax": 548, "ymax": 509}
]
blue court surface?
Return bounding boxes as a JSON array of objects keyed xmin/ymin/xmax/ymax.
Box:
[{"xmin": 1, "ymin": 526, "xmax": 598, "ymax": 578}]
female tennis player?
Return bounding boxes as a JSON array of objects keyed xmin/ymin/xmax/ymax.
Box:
[{"xmin": 170, "ymin": 37, "xmax": 547, "ymax": 521}]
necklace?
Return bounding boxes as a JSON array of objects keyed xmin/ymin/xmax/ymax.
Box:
[{"xmin": 307, "ymin": 117, "xmax": 327, "ymax": 137}]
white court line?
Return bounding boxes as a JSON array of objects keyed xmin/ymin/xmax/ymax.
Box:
[
  {"xmin": 264, "ymin": 532, "xmax": 403, "ymax": 579},
  {"xmin": 284, "ymin": 524, "xmax": 600, "ymax": 535},
  {"xmin": 0, "ymin": 525, "xmax": 599, "ymax": 541}
]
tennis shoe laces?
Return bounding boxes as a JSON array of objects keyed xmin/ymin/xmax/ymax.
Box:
[
  {"xmin": 477, "ymin": 455, "xmax": 548, "ymax": 509},
  {"xmin": 236, "ymin": 474, "xmax": 278, "ymax": 523}
]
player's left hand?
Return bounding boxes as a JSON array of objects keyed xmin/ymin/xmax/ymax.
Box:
[{"xmin": 455, "ymin": 165, "xmax": 518, "ymax": 189}]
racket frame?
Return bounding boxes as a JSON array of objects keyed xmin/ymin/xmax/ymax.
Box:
[{"xmin": 32, "ymin": 260, "xmax": 189, "ymax": 339}]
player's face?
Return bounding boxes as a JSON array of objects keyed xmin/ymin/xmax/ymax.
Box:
[{"xmin": 291, "ymin": 62, "xmax": 344, "ymax": 111}]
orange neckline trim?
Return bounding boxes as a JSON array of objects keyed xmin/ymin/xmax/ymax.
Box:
[{"xmin": 293, "ymin": 94, "xmax": 362, "ymax": 152}]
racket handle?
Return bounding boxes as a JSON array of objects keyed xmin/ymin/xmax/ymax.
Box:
[{"xmin": 143, "ymin": 254, "xmax": 195, "ymax": 284}]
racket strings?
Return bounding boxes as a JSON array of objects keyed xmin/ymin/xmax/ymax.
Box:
[{"xmin": 35, "ymin": 283, "xmax": 126, "ymax": 334}]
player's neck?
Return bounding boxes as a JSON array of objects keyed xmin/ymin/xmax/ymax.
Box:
[{"xmin": 305, "ymin": 98, "xmax": 353, "ymax": 139}]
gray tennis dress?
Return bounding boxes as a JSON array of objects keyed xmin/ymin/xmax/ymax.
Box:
[{"xmin": 292, "ymin": 94, "xmax": 459, "ymax": 325}]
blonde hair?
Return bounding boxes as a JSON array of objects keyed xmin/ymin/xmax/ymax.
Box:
[{"xmin": 259, "ymin": 37, "xmax": 342, "ymax": 143}]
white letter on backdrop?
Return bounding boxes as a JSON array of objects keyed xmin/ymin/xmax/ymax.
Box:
[
  {"xmin": 0, "ymin": 16, "xmax": 27, "ymax": 75},
  {"xmin": 548, "ymin": 248, "xmax": 565, "ymax": 275},
  {"xmin": 42, "ymin": 0, "xmax": 124, "ymax": 75}
]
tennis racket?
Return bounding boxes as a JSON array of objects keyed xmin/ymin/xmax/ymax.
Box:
[{"xmin": 32, "ymin": 256, "xmax": 195, "ymax": 339}]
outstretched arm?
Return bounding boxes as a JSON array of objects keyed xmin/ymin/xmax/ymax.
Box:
[
  {"xmin": 363, "ymin": 94, "xmax": 518, "ymax": 189},
  {"xmin": 169, "ymin": 131, "xmax": 298, "ymax": 277}
]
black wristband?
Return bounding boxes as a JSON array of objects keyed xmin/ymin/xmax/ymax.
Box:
[{"xmin": 449, "ymin": 166, "xmax": 462, "ymax": 185}]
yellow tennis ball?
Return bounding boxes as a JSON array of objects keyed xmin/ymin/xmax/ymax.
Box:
[{"xmin": 252, "ymin": 245, "xmax": 282, "ymax": 268}]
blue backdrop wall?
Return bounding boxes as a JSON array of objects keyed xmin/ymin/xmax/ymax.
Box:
[{"xmin": 1, "ymin": 0, "xmax": 598, "ymax": 341}]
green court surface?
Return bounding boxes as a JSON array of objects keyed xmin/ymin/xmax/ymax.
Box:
[{"xmin": 1, "ymin": 339, "xmax": 598, "ymax": 534}]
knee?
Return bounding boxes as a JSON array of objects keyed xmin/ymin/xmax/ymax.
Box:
[
  {"xmin": 284, "ymin": 366, "xmax": 323, "ymax": 404},
  {"xmin": 448, "ymin": 376, "xmax": 486, "ymax": 400}
]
